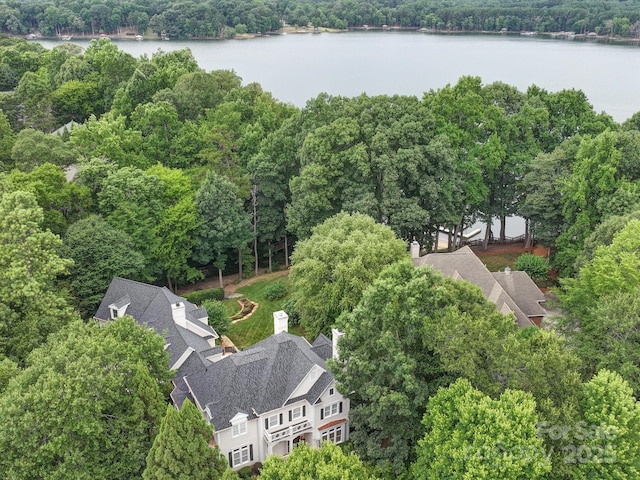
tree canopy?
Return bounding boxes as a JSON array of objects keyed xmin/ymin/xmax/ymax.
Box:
[
  {"xmin": 289, "ymin": 212, "xmax": 408, "ymax": 337},
  {"xmin": 412, "ymin": 378, "xmax": 551, "ymax": 479},
  {"xmin": 0, "ymin": 189, "xmax": 76, "ymax": 361},
  {"xmin": 143, "ymin": 400, "xmax": 228, "ymax": 480},
  {"xmin": 0, "ymin": 316, "xmax": 172, "ymax": 479},
  {"xmin": 329, "ymin": 260, "xmax": 519, "ymax": 472},
  {"xmin": 259, "ymin": 441, "xmax": 378, "ymax": 480}
]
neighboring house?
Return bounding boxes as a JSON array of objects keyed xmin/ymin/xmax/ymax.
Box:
[
  {"xmin": 95, "ymin": 278, "xmax": 222, "ymax": 371},
  {"xmin": 95, "ymin": 278, "xmax": 349, "ymax": 471},
  {"xmin": 51, "ymin": 120, "xmax": 78, "ymax": 136},
  {"xmin": 411, "ymin": 244, "xmax": 547, "ymax": 327}
]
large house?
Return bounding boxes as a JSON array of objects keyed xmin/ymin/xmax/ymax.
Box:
[
  {"xmin": 411, "ymin": 244, "xmax": 547, "ymax": 327},
  {"xmin": 95, "ymin": 278, "xmax": 349, "ymax": 471}
]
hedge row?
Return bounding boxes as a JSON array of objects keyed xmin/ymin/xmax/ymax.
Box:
[{"xmin": 184, "ymin": 287, "xmax": 225, "ymax": 304}]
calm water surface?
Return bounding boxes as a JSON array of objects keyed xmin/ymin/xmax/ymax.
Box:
[
  {"xmin": 38, "ymin": 32, "xmax": 640, "ymax": 122},
  {"xmin": 37, "ymin": 32, "xmax": 640, "ymax": 236}
]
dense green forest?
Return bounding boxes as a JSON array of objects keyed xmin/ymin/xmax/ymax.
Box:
[
  {"xmin": 2, "ymin": 36, "xmax": 640, "ymax": 478},
  {"xmin": 0, "ymin": 0, "xmax": 640, "ymax": 38}
]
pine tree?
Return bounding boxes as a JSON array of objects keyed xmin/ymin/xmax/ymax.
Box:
[{"xmin": 143, "ymin": 400, "xmax": 227, "ymax": 480}]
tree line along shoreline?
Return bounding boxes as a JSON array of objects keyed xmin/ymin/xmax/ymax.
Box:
[
  {"xmin": 1, "ymin": 0, "xmax": 640, "ymax": 40},
  {"xmin": 1, "ymin": 31, "xmax": 640, "ymax": 479}
]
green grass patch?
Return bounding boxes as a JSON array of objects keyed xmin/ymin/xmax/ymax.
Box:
[
  {"xmin": 226, "ymin": 272, "xmax": 307, "ymax": 349},
  {"xmin": 476, "ymin": 253, "xmax": 521, "ymax": 272}
]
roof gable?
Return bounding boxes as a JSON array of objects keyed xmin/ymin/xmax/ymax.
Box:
[
  {"xmin": 95, "ymin": 277, "xmax": 218, "ymax": 371},
  {"xmin": 186, "ymin": 332, "xmax": 333, "ymax": 430},
  {"xmin": 413, "ymin": 246, "xmax": 535, "ymax": 328}
]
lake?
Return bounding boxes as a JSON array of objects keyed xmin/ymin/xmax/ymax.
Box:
[
  {"xmin": 37, "ymin": 31, "xmax": 640, "ymax": 123},
  {"xmin": 36, "ymin": 32, "xmax": 640, "ymax": 237}
]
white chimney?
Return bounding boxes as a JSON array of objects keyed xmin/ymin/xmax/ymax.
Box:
[
  {"xmin": 332, "ymin": 328, "xmax": 345, "ymax": 360},
  {"xmin": 273, "ymin": 310, "xmax": 289, "ymax": 335},
  {"xmin": 410, "ymin": 240, "xmax": 420, "ymax": 259},
  {"xmin": 505, "ymin": 266, "xmax": 511, "ymax": 276},
  {"xmin": 172, "ymin": 302, "xmax": 187, "ymax": 328}
]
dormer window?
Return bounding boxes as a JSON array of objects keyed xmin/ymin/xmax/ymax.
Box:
[
  {"xmin": 291, "ymin": 406, "xmax": 303, "ymax": 420},
  {"xmin": 232, "ymin": 421, "xmax": 247, "ymax": 437},
  {"xmin": 230, "ymin": 412, "xmax": 249, "ymax": 437},
  {"xmin": 108, "ymin": 295, "xmax": 130, "ymax": 319}
]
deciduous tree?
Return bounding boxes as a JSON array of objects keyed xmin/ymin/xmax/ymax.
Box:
[
  {"xmin": 260, "ymin": 442, "xmax": 376, "ymax": 480},
  {"xmin": 330, "ymin": 261, "xmax": 517, "ymax": 473},
  {"xmin": 0, "ymin": 316, "xmax": 171, "ymax": 479},
  {"xmin": 194, "ymin": 171, "xmax": 252, "ymax": 285},
  {"xmin": 62, "ymin": 214, "xmax": 147, "ymax": 317},
  {"xmin": 570, "ymin": 370, "xmax": 640, "ymax": 479},
  {"xmin": 3, "ymin": 162, "xmax": 91, "ymax": 235},
  {"xmin": 0, "ymin": 190, "xmax": 76, "ymax": 361},
  {"xmin": 289, "ymin": 212, "xmax": 407, "ymax": 337},
  {"xmin": 412, "ymin": 378, "xmax": 551, "ymax": 479},
  {"xmin": 560, "ymin": 219, "xmax": 640, "ymax": 320},
  {"xmin": 10, "ymin": 128, "xmax": 78, "ymax": 172}
]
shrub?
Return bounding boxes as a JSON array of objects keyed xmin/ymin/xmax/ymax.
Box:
[
  {"xmin": 515, "ymin": 253, "xmax": 550, "ymax": 280},
  {"xmin": 202, "ymin": 299, "xmax": 232, "ymax": 337},
  {"xmin": 281, "ymin": 297, "xmax": 300, "ymax": 326},
  {"xmin": 237, "ymin": 465, "xmax": 252, "ymax": 479},
  {"xmin": 264, "ymin": 281, "xmax": 287, "ymax": 300},
  {"xmin": 184, "ymin": 287, "xmax": 224, "ymax": 304}
]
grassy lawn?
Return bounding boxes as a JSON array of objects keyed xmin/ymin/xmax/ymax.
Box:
[
  {"xmin": 475, "ymin": 252, "xmax": 521, "ymax": 272},
  {"xmin": 225, "ymin": 274, "xmax": 306, "ymax": 350}
]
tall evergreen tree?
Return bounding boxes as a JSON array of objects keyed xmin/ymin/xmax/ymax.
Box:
[
  {"xmin": 0, "ymin": 190, "xmax": 76, "ymax": 362},
  {"xmin": 144, "ymin": 400, "xmax": 227, "ymax": 480},
  {"xmin": 194, "ymin": 171, "xmax": 253, "ymax": 285}
]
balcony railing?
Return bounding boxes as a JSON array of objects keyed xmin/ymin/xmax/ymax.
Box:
[{"xmin": 264, "ymin": 420, "xmax": 312, "ymax": 443}]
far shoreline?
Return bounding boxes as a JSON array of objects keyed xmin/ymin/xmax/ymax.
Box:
[{"xmin": 24, "ymin": 26, "xmax": 640, "ymax": 47}]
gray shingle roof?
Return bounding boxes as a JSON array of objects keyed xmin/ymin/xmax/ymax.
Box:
[
  {"xmin": 311, "ymin": 333, "xmax": 333, "ymax": 360},
  {"xmin": 110, "ymin": 294, "xmax": 130, "ymax": 309},
  {"xmin": 185, "ymin": 332, "xmax": 333, "ymax": 430},
  {"xmin": 492, "ymin": 271, "xmax": 547, "ymax": 318},
  {"xmin": 95, "ymin": 277, "xmax": 218, "ymax": 370},
  {"xmin": 413, "ymin": 246, "xmax": 535, "ymax": 328}
]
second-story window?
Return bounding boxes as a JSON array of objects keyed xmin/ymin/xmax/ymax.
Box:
[
  {"xmin": 268, "ymin": 414, "xmax": 279, "ymax": 429},
  {"xmin": 232, "ymin": 420, "xmax": 247, "ymax": 437},
  {"xmin": 322, "ymin": 402, "xmax": 340, "ymax": 419},
  {"xmin": 291, "ymin": 406, "xmax": 303, "ymax": 420}
]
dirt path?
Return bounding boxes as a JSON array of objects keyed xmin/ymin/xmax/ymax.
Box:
[
  {"xmin": 179, "ymin": 242, "xmax": 547, "ymax": 296},
  {"xmin": 178, "ymin": 269, "xmax": 289, "ymax": 297}
]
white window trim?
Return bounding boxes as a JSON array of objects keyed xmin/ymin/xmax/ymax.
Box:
[
  {"xmin": 329, "ymin": 387, "xmax": 335, "ymax": 396},
  {"xmin": 323, "ymin": 402, "xmax": 339, "ymax": 419},
  {"xmin": 232, "ymin": 420, "xmax": 247, "ymax": 437},
  {"xmin": 268, "ymin": 414, "xmax": 279, "ymax": 429},
  {"xmin": 291, "ymin": 406, "xmax": 303, "ymax": 420},
  {"xmin": 321, "ymin": 424, "xmax": 344, "ymax": 444},
  {"xmin": 232, "ymin": 445, "xmax": 251, "ymax": 467}
]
